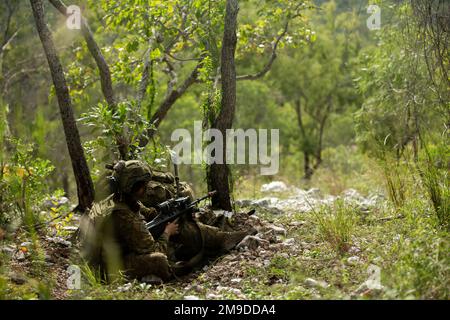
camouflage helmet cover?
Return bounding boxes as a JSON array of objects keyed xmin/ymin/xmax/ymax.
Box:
[{"xmin": 111, "ymin": 160, "xmax": 152, "ymax": 194}]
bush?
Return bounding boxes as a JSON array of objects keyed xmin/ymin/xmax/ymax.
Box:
[
  {"xmin": 313, "ymin": 199, "xmax": 358, "ymax": 254},
  {"xmin": 0, "ymin": 138, "xmax": 54, "ymax": 229},
  {"xmin": 382, "ymin": 199, "xmax": 450, "ymax": 299},
  {"xmin": 419, "ymin": 143, "xmax": 450, "ymax": 230}
]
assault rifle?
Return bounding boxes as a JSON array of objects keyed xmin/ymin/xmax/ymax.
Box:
[{"xmin": 146, "ymin": 191, "xmax": 217, "ymax": 239}]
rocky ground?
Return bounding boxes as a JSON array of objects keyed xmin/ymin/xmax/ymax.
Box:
[
  {"xmin": 1, "ymin": 182, "xmax": 390, "ymax": 300},
  {"xmin": 167, "ymin": 182, "xmax": 386, "ymax": 300}
]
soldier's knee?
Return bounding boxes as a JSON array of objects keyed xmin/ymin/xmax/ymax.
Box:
[
  {"xmin": 124, "ymin": 252, "xmax": 172, "ymax": 281},
  {"xmin": 148, "ymin": 252, "xmax": 169, "ymax": 265},
  {"xmin": 146, "ymin": 252, "xmax": 171, "ymax": 280}
]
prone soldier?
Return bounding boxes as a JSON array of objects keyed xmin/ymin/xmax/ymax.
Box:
[
  {"xmin": 79, "ymin": 160, "xmax": 179, "ymax": 283},
  {"xmin": 141, "ymin": 168, "xmax": 255, "ymax": 274},
  {"xmin": 81, "ymin": 160, "xmax": 255, "ymax": 282}
]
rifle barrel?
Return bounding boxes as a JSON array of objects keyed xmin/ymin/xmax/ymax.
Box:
[{"xmin": 146, "ymin": 190, "xmax": 217, "ymax": 232}]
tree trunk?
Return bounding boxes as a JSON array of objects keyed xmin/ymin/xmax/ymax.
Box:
[
  {"xmin": 314, "ymin": 100, "xmax": 330, "ymax": 170},
  {"xmin": 48, "ymin": 0, "xmax": 131, "ymax": 160},
  {"xmin": 30, "ymin": 0, "xmax": 94, "ymax": 211},
  {"xmin": 303, "ymin": 152, "xmax": 313, "ymax": 180},
  {"xmin": 207, "ymin": 0, "xmax": 238, "ymax": 211},
  {"xmin": 137, "ymin": 61, "xmax": 202, "ymax": 148},
  {"xmin": 294, "ymin": 98, "xmax": 314, "ymax": 179},
  {"xmin": 62, "ymin": 171, "xmax": 70, "ymax": 197}
]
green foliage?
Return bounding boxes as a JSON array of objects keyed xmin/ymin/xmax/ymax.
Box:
[
  {"xmin": 0, "ymin": 138, "xmax": 54, "ymax": 228},
  {"xmin": 419, "ymin": 146, "xmax": 450, "ymax": 230},
  {"xmin": 354, "ymin": 3, "xmax": 444, "ymax": 160},
  {"xmin": 268, "ymin": 255, "xmax": 291, "ymax": 281},
  {"xmin": 371, "ymin": 198, "xmax": 450, "ymax": 299},
  {"xmin": 0, "ymin": 0, "xmax": 449, "ymax": 301},
  {"xmin": 354, "ymin": 1, "xmax": 448, "ymax": 231},
  {"xmin": 269, "ymin": 0, "xmax": 364, "ymax": 178},
  {"xmin": 313, "ymin": 199, "xmax": 358, "ymax": 254},
  {"xmin": 239, "ymin": 0, "xmax": 314, "ymax": 55},
  {"xmin": 80, "ymin": 100, "xmax": 155, "ymax": 158}
]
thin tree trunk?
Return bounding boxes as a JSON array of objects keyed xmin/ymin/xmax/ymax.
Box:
[
  {"xmin": 48, "ymin": 0, "xmax": 132, "ymax": 159},
  {"xmin": 62, "ymin": 171, "xmax": 70, "ymax": 197},
  {"xmin": 294, "ymin": 98, "xmax": 306, "ymax": 138},
  {"xmin": 294, "ymin": 98, "xmax": 314, "ymax": 179},
  {"xmin": 303, "ymin": 152, "xmax": 313, "ymax": 180},
  {"xmin": 207, "ymin": 0, "xmax": 238, "ymax": 211},
  {"xmin": 314, "ymin": 99, "xmax": 331, "ymax": 170},
  {"xmin": 30, "ymin": 0, "xmax": 94, "ymax": 211},
  {"xmin": 138, "ymin": 62, "xmax": 202, "ymax": 147},
  {"xmin": 48, "ymin": 0, "xmax": 116, "ymax": 109}
]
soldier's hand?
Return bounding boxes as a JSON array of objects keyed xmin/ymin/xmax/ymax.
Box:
[{"xmin": 163, "ymin": 220, "xmax": 179, "ymax": 237}]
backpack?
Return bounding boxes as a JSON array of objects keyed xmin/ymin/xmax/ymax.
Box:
[{"xmin": 142, "ymin": 170, "xmax": 194, "ymax": 208}]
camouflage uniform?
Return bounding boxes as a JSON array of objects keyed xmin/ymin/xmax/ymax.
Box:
[
  {"xmin": 141, "ymin": 171, "xmax": 251, "ymax": 271},
  {"xmin": 79, "ymin": 161, "xmax": 172, "ymax": 282}
]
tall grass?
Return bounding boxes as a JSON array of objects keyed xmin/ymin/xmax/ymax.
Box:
[
  {"xmin": 419, "ymin": 158, "xmax": 449, "ymax": 230},
  {"xmin": 312, "ymin": 199, "xmax": 357, "ymax": 254}
]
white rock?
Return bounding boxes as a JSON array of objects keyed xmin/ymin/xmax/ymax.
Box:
[
  {"xmin": 212, "ymin": 210, "xmax": 233, "ymax": 219},
  {"xmin": 289, "ymin": 221, "xmax": 305, "ymax": 227},
  {"xmin": 117, "ymin": 283, "xmax": 132, "ymax": 292},
  {"xmin": 306, "ymin": 188, "xmax": 322, "ymax": 199},
  {"xmin": 304, "ymin": 278, "xmax": 329, "ymax": 288},
  {"xmin": 304, "ymin": 278, "xmax": 318, "ymax": 288},
  {"xmin": 261, "ymin": 181, "xmax": 288, "ymax": 193},
  {"xmin": 216, "ymin": 286, "xmax": 228, "ymax": 292},
  {"xmin": 348, "ymin": 246, "xmax": 361, "ymax": 255},
  {"xmin": 283, "ymin": 238, "xmax": 295, "ymax": 246},
  {"xmin": 184, "ymin": 295, "xmax": 200, "ymax": 300},
  {"xmin": 62, "ymin": 226, "xmax": 78, "ymax": 232},
  {"xmin": 231, "ymin": 288, "xmax": 242, "ymax": 295},
  {"xmin": 236, "ymin": 235, "xmax": 269, "ymax": 251},
  {"xmin": 342, "ymin": 189, "xmax": 363, "ymax": 202},
  {"xmin": 58, "ymin": 197, "xmax": 69, "ymax": 205},
  {"xmin": 355, "ymin": 281, "xmax": 384, "ymax": 294},
  {"xmin": 45, "ymin": 236, "xmax": 72, "ymax": 247},
  {"xmin": 252, "ymin": 197, "xmax": 279, "ymax": 207},
  {"xmin": 230, "ymin": 278, "xmax": 242, "ymax": 284},
  {"xmin": 347, "ymin": 256, "xmax": 361, "ymax": 265},
  {"xmin": 206, "ymin": 293, "xmax": 222, "ymax": 299},
  {"xmin": 235, "ymin": 199, "xmax": 252, "ymax": 207},
  {"xmin": 1, "ymin": 245, "xmax": 15, "ymax": 256},
  {"xmin": 267, "ymin": 224, "xmax": 287, "ymax": 236},
  {"xmin": 139, "ymin": 283, "xmax": 151, "ymax": 290},
  {"xmin": 15, "ymin": 251, "xmax": 26, "ymax": 261}
]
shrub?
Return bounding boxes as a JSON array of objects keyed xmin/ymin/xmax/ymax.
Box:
[
  {"xmin": 313, "ymin": 199, "xmax": 358, "ymax": 254},
  {"xmin": 0, "ymin": 138, "xmax": 54, "ymax": 229}
]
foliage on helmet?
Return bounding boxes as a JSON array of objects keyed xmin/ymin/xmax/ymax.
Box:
[{"xmin": 108, "ymin": 160, "xmax": 152, "ymax": 194}]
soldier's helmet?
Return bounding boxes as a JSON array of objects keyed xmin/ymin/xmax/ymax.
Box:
[{"xmin": 109, "ymin": 160, "xmax": 152, "ymax": 195}]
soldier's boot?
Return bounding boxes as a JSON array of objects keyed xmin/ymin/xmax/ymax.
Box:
[
  {"xmin": 171, "ymin": 261, "xmax": 194, "ymax": 277},
  {"xmin": 198, "ymin": 223, "xmax": 257, "ymax": 253}
]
